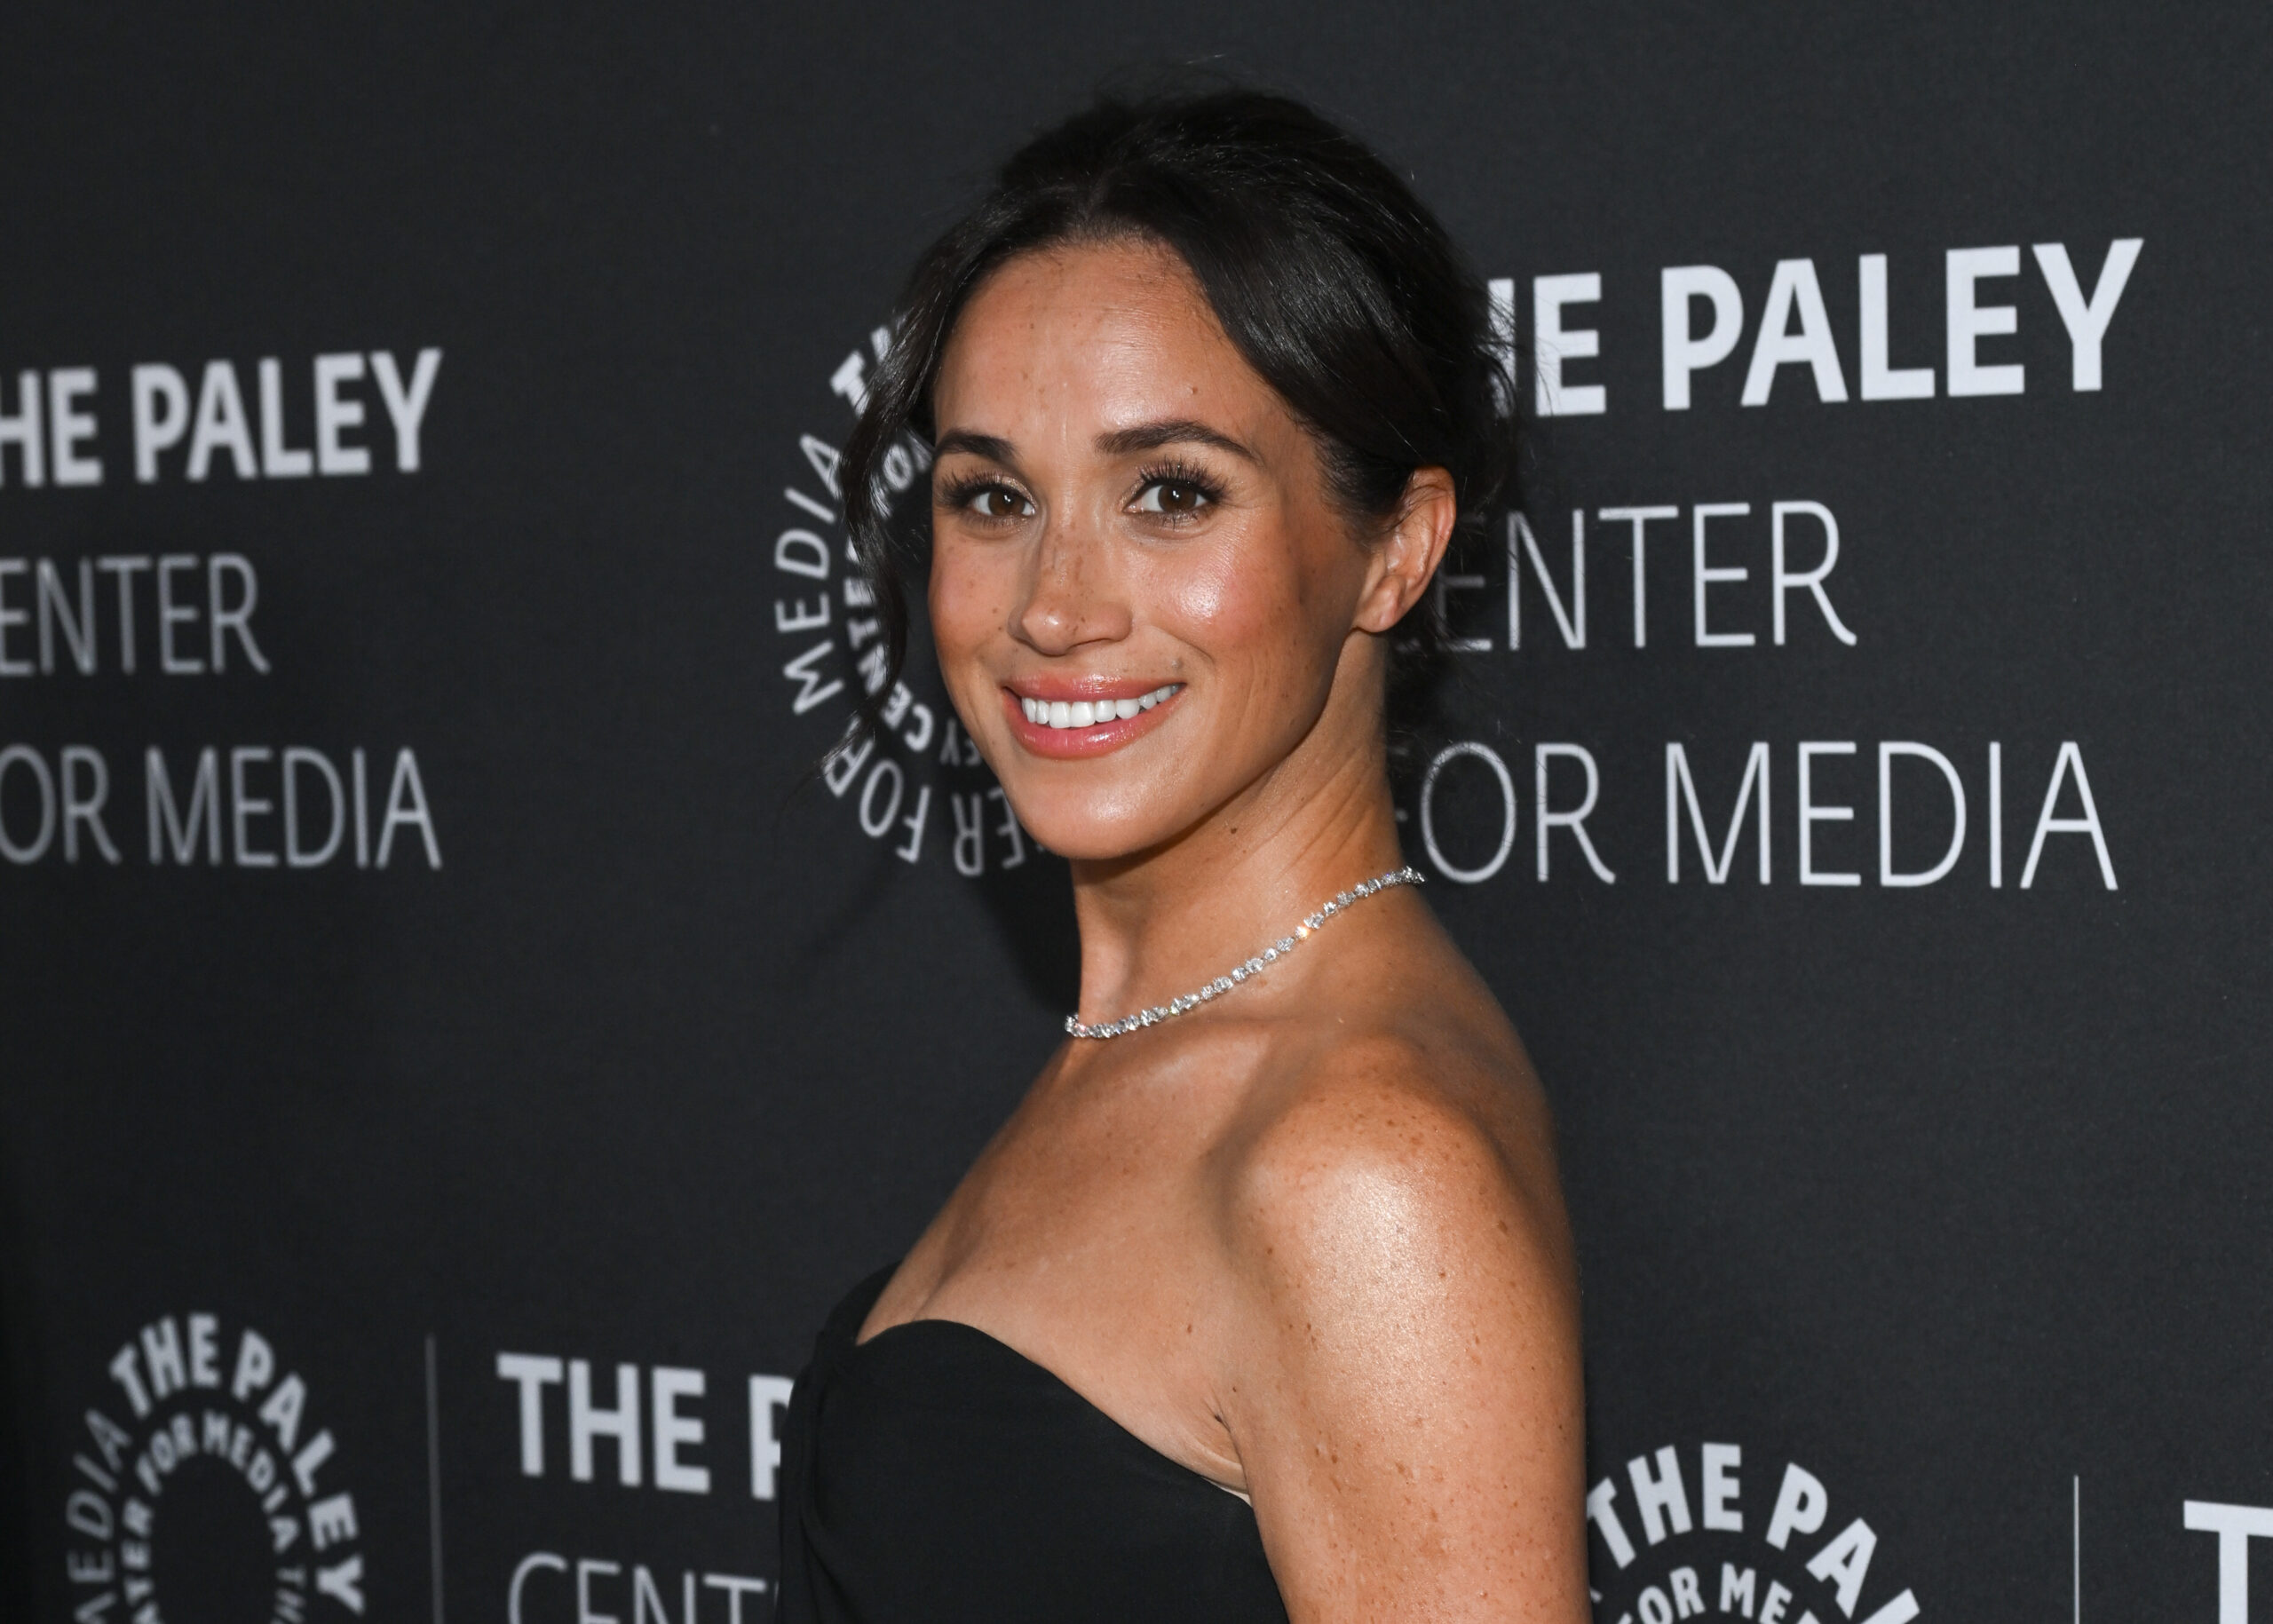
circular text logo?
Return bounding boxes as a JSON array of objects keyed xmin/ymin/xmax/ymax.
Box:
[{"xmin": 62, "ymin": 1311, "xmax": 368, "ymax": 1623}]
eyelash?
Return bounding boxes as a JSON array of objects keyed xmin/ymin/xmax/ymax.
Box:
[
  {"xmin": 1129, "ymin": 460, "xmax": 1224, "ymax": 520},
  {"xmin": 939, "ymin": 474, "xmax": 1033, "ymax": 524},
  {"xmin": 935, "ymin": 461, "xmax": 1226, "ymax": 526}
]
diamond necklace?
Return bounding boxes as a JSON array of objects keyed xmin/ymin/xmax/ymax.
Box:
[{"xmin": 1065, "ymin": 865, "xmax": 1426, "ymax": 1041}]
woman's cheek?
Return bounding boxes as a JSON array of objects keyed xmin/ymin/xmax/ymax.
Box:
[
  {"xmin": 922, "ymin": 558, "xmax": 1000, "ymax": 749},
  {"xmin": 1152, "ymin": 530, "xmax": 1291, "ymax": 647},
  {"xmin": 927, "ymin": 540, "xmax": 1003, "ymax": 669}
]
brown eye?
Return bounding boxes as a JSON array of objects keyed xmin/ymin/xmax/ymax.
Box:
[
  {"xmin": 1134, "ymin": 479, "xmax": 1210, "ymax": 516},
  {"xmin": 969, "ymin": 486, "xmax": 1031, "ymax": 520}
]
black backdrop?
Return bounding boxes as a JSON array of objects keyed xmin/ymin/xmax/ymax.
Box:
[{"xmin": 6, "ymin": 4, "xmax": 2270, "ymax": 1622}]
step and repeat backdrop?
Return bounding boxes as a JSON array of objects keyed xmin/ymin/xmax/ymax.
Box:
[{"xmin": 4, "ymin": 3, "xmax": 2269, "ymax": 1621}]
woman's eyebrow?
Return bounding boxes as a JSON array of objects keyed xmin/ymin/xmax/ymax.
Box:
[
  {"xmin": 1096, "ymin": 419, "xmax": 1258, "ymax": 463},
  {"xmin": 932, "ymin": 429, "xmax": 1017, "ymax": 463}
]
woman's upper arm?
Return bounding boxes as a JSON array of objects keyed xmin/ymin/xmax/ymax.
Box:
[{"xmin": 1216, "ymin": 1054, "xmax": 1588, "ymax": 1623}]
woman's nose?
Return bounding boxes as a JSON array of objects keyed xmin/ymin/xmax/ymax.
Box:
[{"xmin": 1012, "ymin": 514, "xmax": 1131, "ymax": 655}]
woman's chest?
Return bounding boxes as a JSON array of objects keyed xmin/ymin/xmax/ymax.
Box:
[{"xmin": 873, "ymin": 1083, "xmax": 1256, "ymax": 1486}]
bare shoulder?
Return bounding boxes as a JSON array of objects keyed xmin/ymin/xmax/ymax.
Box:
[
  {"xmin": 1199, "ymin": 928, "xmax": 1588, "ymax": 1620},
  {"xmin": 1215, "ymin": 1014, "xmax": 1574, "ymax": 1329},
  {"xmin": 1215, "ymin": 907, "xmax": 1573, "ymax": 1290}
]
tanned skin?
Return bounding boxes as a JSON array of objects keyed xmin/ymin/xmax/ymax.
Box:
[{"xmin": 859, "ymin": 237, "xmax": 1589, "ymax": 1624}]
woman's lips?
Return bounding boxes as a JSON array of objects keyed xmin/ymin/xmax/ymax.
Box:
[
  {"xmin": 1001, "ymin": 683, "xmax": 1183, "ymax": 758},
  {"xmin": 1018, "ymin": 683, "xmax": 1182, "ymax": 730}
]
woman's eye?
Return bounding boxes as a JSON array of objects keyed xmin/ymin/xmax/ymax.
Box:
[
  {"xmin": 967, "ymin": 487, "xmax": 1031, "ymax": 519},
  {"xmin": 1134, "ymin": 479, "xmax": 1211, "ymax": 516}
]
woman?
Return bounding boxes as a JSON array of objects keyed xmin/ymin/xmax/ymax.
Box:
[{"xmin": 778, "ymin": 89, "xmax": 1586, "ymax": 1623}]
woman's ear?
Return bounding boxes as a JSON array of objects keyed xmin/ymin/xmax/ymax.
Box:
[{"xmin": 1354, "ymin": 467, "xmax": 1459, "ymax": 634}]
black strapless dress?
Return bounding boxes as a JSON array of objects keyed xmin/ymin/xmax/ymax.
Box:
[{"xmin": 775, "ymin": 1265, "xmax": 1290, "ymax": 1622}]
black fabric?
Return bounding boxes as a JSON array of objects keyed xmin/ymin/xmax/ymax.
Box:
[{"xmin": 777, "ymin": 1266, "xmax": 1291, "ymax": 1622}]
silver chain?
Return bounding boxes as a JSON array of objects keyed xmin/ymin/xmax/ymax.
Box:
[{"xmin": 1065, "ymin": 866, "xmax": 1426, "ymax": 1041}]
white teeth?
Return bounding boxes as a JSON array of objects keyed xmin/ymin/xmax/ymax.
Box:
[{"xmin": 1025, "ymin": 684, "xmax": 1182, "ymax": 729}]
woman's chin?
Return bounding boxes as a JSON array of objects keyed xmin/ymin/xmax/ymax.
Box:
[{"xmin": 1002, "ymin": 792, "xmax": 1193, "ymax": 868}]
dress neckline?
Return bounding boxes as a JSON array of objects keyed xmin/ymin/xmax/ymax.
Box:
[{"xmin": 834, "ymin": 1265, "xmax": 1252, "ymax": 1503}]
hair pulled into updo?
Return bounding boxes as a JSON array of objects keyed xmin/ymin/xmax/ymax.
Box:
[{"xmin": 838, "ymin": 86, "xmax": 1520, "ymax": 741}]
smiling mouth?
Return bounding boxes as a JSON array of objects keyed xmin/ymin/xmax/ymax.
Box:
[{"xmin": 1018, "ymin": 684, "xmax": 1183, "ymax": 730}]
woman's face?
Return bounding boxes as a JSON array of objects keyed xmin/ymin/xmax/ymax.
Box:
[{"xmin": 926, "ymin": 237, "xmax": 1430, "ymax": 863}]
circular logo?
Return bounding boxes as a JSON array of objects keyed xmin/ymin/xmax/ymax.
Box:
[
  {"xmin": 766, "ymin": 327, "xmax": 1047, "ymax": 878},
  {"xmin": 62, "ymin": 1313, "xmax": 368, "ymax": 1622},
  {"xmin": 1589, "ymin": 1442, "xmax": 1916, "ymax": 1624}
]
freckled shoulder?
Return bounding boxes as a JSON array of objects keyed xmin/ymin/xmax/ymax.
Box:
[
  {"xmin": 1209, "ymin": 1025, "xmax": 1568, "ymax": 1296},
  {"xmin": 1198, "ymin": 1022, "xmax": 1588, "ymax": 1620}
]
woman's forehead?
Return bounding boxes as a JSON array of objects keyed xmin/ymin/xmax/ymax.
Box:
[{"xmin": 936, "ymin": 242, "xmax": 1279, "ymax": 443}]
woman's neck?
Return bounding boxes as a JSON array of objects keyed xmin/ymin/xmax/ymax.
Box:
[{"xmin": 1065, "ymin": 715, "xmax": 1406, "ymax": 1030}]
